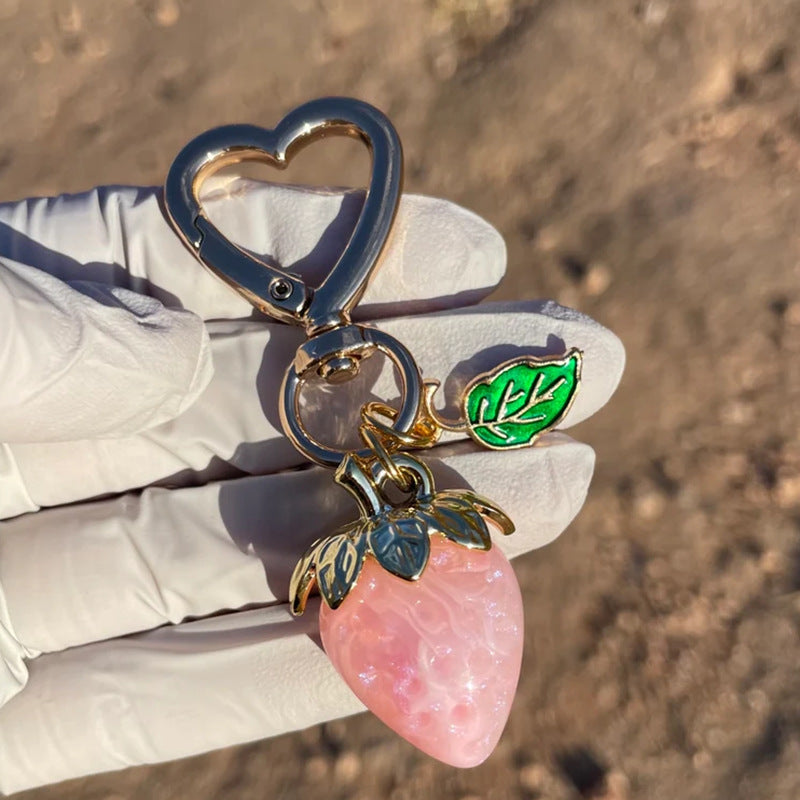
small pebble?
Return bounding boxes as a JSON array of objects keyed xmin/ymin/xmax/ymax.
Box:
[
  {"xmin": 519, "ymin": 762, "xmax": 550, "ymax": 791},
  {"xmin": 634, "ymin": 489, "xmax": 666, "ymax": 520},
  {"xmin": 692, "ymin": 750, "xmax": 712, "ymax": 770},
  {"xmin": 84, "ymin": 38, "xmax": 110, "ymax": 60},
  {"xmin": 585, "ymin": 262, "xmax": 612, "ymax": 295},
  {"xmin": 324, "ymin": 719, "xmax": 349, "ymax": 744},
  {"xmin": 785, "ymin": 300, "xmax": 800, "ymax": 326},
  {"xmin": 30, "ymin": 37, "xmax": 54, "ymax": 64},
  {"xmin": 774, "ymin": 471, "xmax": 800, "ymax": 507},
  {"xmin": 432, "ymin": 43, "xmax": 458, "ymax": 80},
  {"xmin": 641, "ymin": 0, "xmax": 669, "ymax": 25},
  {"xmin": 535, "ymin": 224, "xmax": 560, "ymax": 251},
  {"xmin": 746, "ymin": 688, "xmax": 769, "ymax": 714},
  {"xmin": 645, "ymin": 557, "xmax": 669, "ymax": 580},
  {"xmin": 154, "ymin": 0, "xmax": 180, "ymax": 26},
  {"xmin": 759, "ymin": 549, "xmax": 786, "ymax": 575},
  {"xmin": 56, "ymin": 4, "xmax": 81, "ymax": 33},
  {"xmin": 720, "ymin": 399, "xmax": 755, "ymax": 425},
  {"xmin": 334, "ymin": 751, "xmax": 362, "ymax": 783},
  {"xmin": 602, "ymin": 770, "xmax": 631, "ymax": 800},
  {"xmin": 304, "ymin": 754, "xmax": 328, "ymax": 781}
]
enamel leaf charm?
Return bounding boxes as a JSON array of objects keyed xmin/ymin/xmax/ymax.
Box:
[{"xmin": 463, "ymin": 348, "xmax": 582, "ymax": 449}]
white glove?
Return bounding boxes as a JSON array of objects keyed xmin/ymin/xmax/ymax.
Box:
[{"xmin": 0, "ymin": 178, "xmax": 624, "ymax": 794}]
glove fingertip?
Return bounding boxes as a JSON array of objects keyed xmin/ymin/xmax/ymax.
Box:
[
  {"xmin": 0, "ymin": 260, "xmax": 215, "ymax": 442},
  {"xmin": 110, "ymin": 295, "xmax": 215, "ymax": 433},
  {"xmin": 170, "ymin": 313, "xmax": 214, "ymax": 419}
]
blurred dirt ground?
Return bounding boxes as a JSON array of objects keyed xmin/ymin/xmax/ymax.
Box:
[{"xmin": 4, "ymin": 0, "xmax": 800, "ymax": 798}]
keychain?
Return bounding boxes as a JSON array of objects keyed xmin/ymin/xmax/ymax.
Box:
[{"xmin": 164, "ymin": 97, "xmax": 582, "ymax": 767}]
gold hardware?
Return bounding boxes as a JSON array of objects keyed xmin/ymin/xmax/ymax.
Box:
[
  {"xmin": 164, "ymin": 97, "xmax": 403, "ymax": 334},
  {"xmin": 165, "ymin": 98, "xmax": 427, "ymax": 468},
  {"xmin": 289, "ymin": 451, "xmax": 515, "ymax": 614}
]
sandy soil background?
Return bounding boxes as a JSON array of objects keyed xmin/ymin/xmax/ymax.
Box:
[{"xmin": 3, "ymin": 0, "xmax": 800, "ymax": 798}]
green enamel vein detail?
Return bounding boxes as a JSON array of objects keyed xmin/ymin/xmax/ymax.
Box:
[{"xmin": 464, "ymin": 349, "xmax": 582, "ymax": 449}]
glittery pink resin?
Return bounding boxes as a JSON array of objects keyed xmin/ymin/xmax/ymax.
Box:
[{"xmin": 319, "ymin": 536, "xmax": 524, "ymax": 767}]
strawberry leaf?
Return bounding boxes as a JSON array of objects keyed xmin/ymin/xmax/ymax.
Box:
[
  {"xmin": 368, "ymin": 513, "xmax": 430, "ymax": 580},
  {"xmin": 419, "ymin": 496, "xmax": 491, "ymax": 550},
  {"xmin": 315, "ymin": 529, "xmax": 367, "ymax": 609}
]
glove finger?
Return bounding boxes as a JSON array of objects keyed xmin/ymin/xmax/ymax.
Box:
[
  {"xmin": 0, "ymin": 438, "xmax": 593, "ymax": 658},
  {"xmin": 0, "ymin": 182, "xmax": 506, "ymax": 321},
  {"xmin": 4, "ymin": 301, "xmax": 623, "ymax": 517},
  {"xmin": 0, "ymin": 603, "xmax": 364, "ymax": 794},
  {"xmin": 0, "ymin": 258, "xmax": 213, "ymax": 445}
]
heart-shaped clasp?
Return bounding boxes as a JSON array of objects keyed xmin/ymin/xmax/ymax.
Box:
[
  {"xmin": 166, "ymin": 98, "xmax": 423, "ymax": 468},
  {"xmin": 164, "ymin": 97, "xmax": 402, "ymax": 334}
]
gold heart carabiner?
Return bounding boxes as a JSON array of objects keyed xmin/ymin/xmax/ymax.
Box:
[
  {"xmin": 164, "ymin": 96, "xmax": 403, "ymax": 335},
  {"xmin": 165, "ymin": 97, "xmax": 424, "ymax": 468}
]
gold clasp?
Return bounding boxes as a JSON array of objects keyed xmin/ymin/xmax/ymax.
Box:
[
  {"xmin": 165, "ymin": 97, "xmax": 426, "ymax": 468},
  {"xmin": 164, "ymin": 97, "xmax": 403, "ymax": 335}
]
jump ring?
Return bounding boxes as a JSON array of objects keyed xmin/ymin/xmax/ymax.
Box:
[
  {"xmin": 360, "ymin": 402, "xmax": 439, "ymax": 449},
  {"xmin": 359, "ymin": 425, "xmax": 413, "ymax": 493}
]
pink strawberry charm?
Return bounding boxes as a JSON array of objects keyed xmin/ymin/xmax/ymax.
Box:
[{"xmin": 290, "ymin": 453, "xmax": 524, "ymax": 767}]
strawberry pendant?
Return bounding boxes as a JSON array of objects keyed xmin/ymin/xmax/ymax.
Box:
[{"xmin": 290, "ymin": 453, "xmax": 523, "ymax": 767}]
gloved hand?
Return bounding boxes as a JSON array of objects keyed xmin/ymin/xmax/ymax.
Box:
[{"xmin": 0, "ymin": 177, "xmax": 624, "ymax": 794}]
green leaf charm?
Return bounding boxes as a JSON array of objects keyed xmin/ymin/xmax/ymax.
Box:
[{"xmin": 463, "ymin": 348, "xmax": 582, "ymax": 449}]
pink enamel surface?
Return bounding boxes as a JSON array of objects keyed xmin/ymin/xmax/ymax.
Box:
[{"xmin": 319, "ymin": 536, "xmax": 524, "ymax": 767}]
